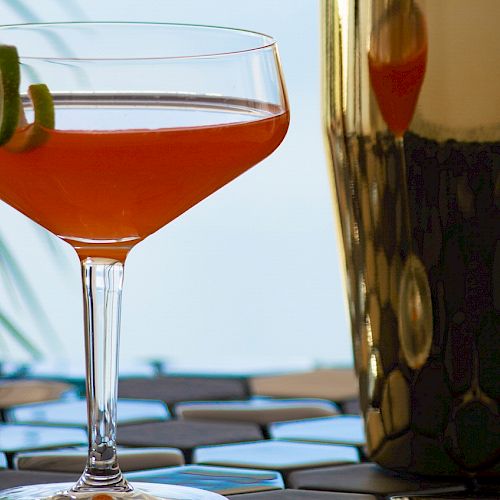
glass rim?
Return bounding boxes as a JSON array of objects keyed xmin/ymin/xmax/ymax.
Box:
[{"xmin": 0, "ymin": 21, "xmax": 278, "ymax": 61}]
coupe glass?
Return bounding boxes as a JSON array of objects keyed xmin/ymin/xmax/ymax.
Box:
[{"xmin": 0, "ymin": 22, "xmax": 289, "ymax": 499}]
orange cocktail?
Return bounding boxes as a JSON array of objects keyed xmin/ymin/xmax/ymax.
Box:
[{"xmin": 0, "ymin": 96, "xmax": 288, "ymax": 261}]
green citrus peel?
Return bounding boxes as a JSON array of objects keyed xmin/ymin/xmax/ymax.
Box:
[
  {"xmin": 0, "ymin": 45, "xmax": 21, "ymax": 146},
  {"xmin": 6, "ymin": 84, "xmax": 55, "ymax": 152},
  {"xmin": 0, "ymin": 44, "xmax": 55, "ymax": 152},
  {"xmin": 29, "ymin": 83, "xmax": 55, "ymax": 129}
]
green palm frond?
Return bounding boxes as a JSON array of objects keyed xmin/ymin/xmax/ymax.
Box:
[
  {"xmin": 9, "ymin": 3, "xmax": 91, "ymax": 88},
  {"xmin": 6, "ymin": 0, "xmax": 88, "ymax": 22},
  {"xmin": 20, "ymin": 63, "xmax": 43, "ymax": 87},
  {"xmin": 0, "ymin": 310, "xmax": 43, "ymax": 360},
  {"xmin": 59, "ymin": 2, "xmax": 88, "ymax": 20},
  {"xmin": 0, "ymin": 252, "xmax": 19, "ymax": 305},
  {"xmin": 0, "ymin": 235, "xmax": 64, "ymax": 354},
  {"xmin": 5, "ymin": 1, "xmax": 77, "ymax": 57},
  {"xmin": 3, "ymin": 0, "xmax": 40, "ymax": 23}
]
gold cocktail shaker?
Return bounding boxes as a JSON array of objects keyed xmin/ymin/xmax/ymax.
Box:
[{"xmin": 323, "ymin": 0, "xmax": 500, "ymax": 476}]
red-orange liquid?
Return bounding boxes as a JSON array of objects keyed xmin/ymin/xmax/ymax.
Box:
[
  {"xmin": 369, "ymin": 44, "xmax": 427, "ymax": 137},
  {"xmin": 0, "ymin": 102, "xmax": 289, "ymax": 261}
]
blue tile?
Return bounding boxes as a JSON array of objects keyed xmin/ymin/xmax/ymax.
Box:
[
  {"xmin": 7, "ymin": 398, "xmax": 169, "ymax": 427},
  {"xmin": 194, "ymin": 440, "xmax": 359, "ymax": 472},
  {"xmin": 0, "ymin": 424, "xmax": 86, "ymax": 453},
  {"xmin": 126, "ymin": 465, "xmax": 284, "ymax": 495},
  {"xmin": 269, "ymin": 416, "xmax": 366, "ymax": 447}
]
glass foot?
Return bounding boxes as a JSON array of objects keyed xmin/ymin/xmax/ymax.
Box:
[{"xmin": 0, "ymin": 482, "xmax": 227, "ymax": 500}]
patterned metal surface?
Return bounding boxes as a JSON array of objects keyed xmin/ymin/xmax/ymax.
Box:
[
  {"xmin": 323, "ymin": 0, "xmax": 500, "ymax": 476},
  {"xmin": 359, "ymin": 134, "xmax": 500, "ymax": 476}
]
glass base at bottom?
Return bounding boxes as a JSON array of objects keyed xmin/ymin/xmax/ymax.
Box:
[{"xmin": 0, "ymin": 482, "xmax": 227, "ymax": 500}]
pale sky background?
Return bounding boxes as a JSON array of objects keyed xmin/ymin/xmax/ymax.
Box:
[{"xmin": 0, "ymin": 0, "xmax": 353, "ymax": 372}]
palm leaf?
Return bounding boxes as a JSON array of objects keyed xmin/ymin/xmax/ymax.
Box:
[
  {"xmin": 0, "ymin": 310, "xmax": 43, "ymax": 360},
  {"xmin": 59, "ymin": 2, "xmax": 88, "ymax": 20},
  {"xmin": 7, "ymin": 0, "xmax": 88, "ymax": 23},
  {"xmin": 3, "ymin": 0, "xmax": 40, "ymax": 23},
  {"xmin": 0, "ymin": 235, "xmax": 64, "ymax": 354},
  {"xmin": 4, "ymin": 1, "xmax": 77, "ymax": 57}
]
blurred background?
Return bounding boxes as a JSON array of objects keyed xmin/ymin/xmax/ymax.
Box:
[{"xmin": 0, "ymin": 0, "xmax": 352, "ymax": 372}]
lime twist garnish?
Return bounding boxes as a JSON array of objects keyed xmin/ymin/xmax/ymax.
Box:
[
  {"xmin": 6, "ymin": 83, "xmax": 56, "ymax": 153},
  {"xmin": 0, "ymin": 45, "xmax": 21, "ymax": 145},
  {"xmin": 0, "ymin": 44, "xmax": 55, "ymax": 152},
  {"xmin": 29, "ymin": 83, "xmax": 55, "ymax": 129}
]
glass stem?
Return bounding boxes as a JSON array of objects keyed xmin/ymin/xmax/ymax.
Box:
[{"xmin": 74, "ymin": 257, "xmax": 132, "ymax": 492}]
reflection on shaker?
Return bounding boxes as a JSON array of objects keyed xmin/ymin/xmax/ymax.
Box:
[
  {"xmin": 380, "ymin": 368, "xmax": 410, "ymax": 436},
  {"xmin": 398, "ymin": 254, "xmax": 433, "ymax": 369},
  {"xmin": 369, "ymin": 0, "xmax": 427, "ymax": 138},
  {"xmin": 368, "ymin": 349, "xmax": 383, "ymax": 406},
  {"xmin": 370, "ymin": 0, "xmax": 433, "ymax": 370},
  {"xmin": 366, "ymin": 407, "xmax": 384, "ymax": 452}
]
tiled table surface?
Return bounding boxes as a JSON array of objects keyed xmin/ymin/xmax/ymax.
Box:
[
  {"xmin": 6, "ymin": 398, "xmax": 170, "ymax": 427},
  {"xmin": 0, "ymin": 365, "xmax": 498, "ymax": 499}
]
